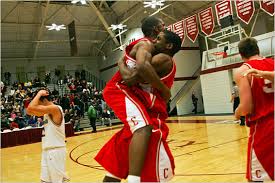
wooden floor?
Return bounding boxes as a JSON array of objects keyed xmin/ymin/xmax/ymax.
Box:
[{"xmin": 1, "ymin": 115, "xmax": 250, "ymax": 182}]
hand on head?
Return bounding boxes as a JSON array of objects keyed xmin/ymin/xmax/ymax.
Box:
[{"xmin": 38, "ymin": 90, "xmax": 49, "ymax": 97}]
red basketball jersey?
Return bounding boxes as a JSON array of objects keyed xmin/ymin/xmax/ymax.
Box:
[
  {"xmin": 124, "ymin": 37, "xmax": 176, "ymax": 119},
  {"xmin": 243, "ymin": 58, "xmax": 274, "ymax": 125},
  {"xmin": 107, "ymin": 38, "xmax": 152, "ymax": 85},
  {"xmin": 124, "ymin": 37, "xmax": 176, "ymax": 89}
]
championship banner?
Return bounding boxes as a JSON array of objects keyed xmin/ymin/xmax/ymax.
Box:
[
  {"xmin": 235, "ymin": 0, "xmax": 255, "ymax": 24},
  {"xmin": 198, "ymin": 7, "xmax": 215, "ymax": 35},
  {"xmin": 215, "ymin": 0, "xmax": 233, "ymax": 25},
  {"xmin": 166, "ymin": 25, "xmax": 173, "ymax": 31},
  {"xmin": 260, "ymin": 0, "xmax": 274, "ymax": 16},
  {"xmin": 185, "ymin": 15, "xmax": 199, "ymax": 43},
  {"xmin": 172, "ymin": 19, "xmax": 185, "ymax": 42}
]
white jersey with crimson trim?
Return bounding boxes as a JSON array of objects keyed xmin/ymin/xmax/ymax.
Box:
[{"xmin": 42, "ymin": 105, "xmax": 66, "ymax": 150}]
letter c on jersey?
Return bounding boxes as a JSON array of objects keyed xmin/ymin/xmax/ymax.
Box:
[
  {"xmin": 164, "ymin": 168, "xmax": 169, "ymax": 179},
  {"xmin": 255, "ymin": 170, "xmax": 262, "ymax": 178},
  {"xmin": 131, "ymin": 116, "xmax": 138, "ymax": 126}
]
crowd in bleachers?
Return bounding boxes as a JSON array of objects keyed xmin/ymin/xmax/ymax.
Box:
[{"xmin": 1, "ymin": 73, "xmax": 114, "ymax": 132}]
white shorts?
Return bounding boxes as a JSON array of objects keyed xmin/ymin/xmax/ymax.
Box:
[{"xmin": 41, "ymin": 147, "xmax": 69, "ymax": 183}]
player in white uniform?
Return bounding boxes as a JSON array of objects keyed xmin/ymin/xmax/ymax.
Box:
[{"xmin": 27, "ymin": 89, "xmax": 69, "ymax": 183}]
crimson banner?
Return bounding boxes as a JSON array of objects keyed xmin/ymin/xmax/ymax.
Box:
[
  {"xmin": 185, "ymin": 15, "xmax": 199, "ymax": 43},
  {"xmin": 235, "ymin": 0, "xmax": 255, "ymax": 24},
  {"xmin": 198, "ymin": 7, "xmax": 215, "ymax": 35},
  {"xmin": 172, "ymin": 20, "xmax": 185, "ymax": 42},
  {"xmin": 166, "ymin": 25, "xmax": 173, "ymax": 31},
  {"xmin": 260, "ymin": 0, "xmax": 274, "ymax": 16},
  {"xmin": 215, "ymin": 0, "xmax": 233, "ymax": 25}
]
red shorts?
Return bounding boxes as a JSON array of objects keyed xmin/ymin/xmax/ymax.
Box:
[
  {"xmin": 102, "ymin": 81, "xmax": 169, "ymax": 139},
  {"xmin": 94, "ymin": 128, "xmax": 175, "ymax": 182},
  {"xmin": 246, "ymin": 112, "xmax": 274, "ymax": 181},
  {"xmin": 94, "ymin": 81, "xmax": 174, "ymax": 181}
]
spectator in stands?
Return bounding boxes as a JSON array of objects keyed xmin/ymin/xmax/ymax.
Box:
[
  {"xmin": 10, "ymin": 87, "xmax": 15, "ymax": 96},
  {"xmin": 16, "ymin": 112, "xmax": 26, "ymax": 128},
  {"xmin": 230, "ymin": 81, "xmax": 245, "ymax": 126},
  {"xmin": 1, "ymin": 113, "xmax": 10, "ymax": 131},
  {"xmin": 69, "ymin": 83, "xmax": 76, "ymax": 93},
  {"xmin": 52, "ymin": 88, "xmax": 59, "ymax": 96},
  {"xmin": 88, "ymin": 104, "xmax": 97, "ymax": 133},
  {"xmin": 37, "ymin": 118, "xmax": 44, "ymax": 127},
  {"xmin": 10, "ymin": 110, "xmax": 17, "ymax": 119},
  {"xmin": 33, "ymin": 77, "xmax": 40, "ymax": 87},
  {"xmin": 9, "ymin": 118, "xmax": 19, "ymax": 129},
  {"xmin": 101, "ymin": 108, "xmax": 111, "ymax": 127},
  {"xmin": 64, "ymin": 109, "xmax": 71, "ymax": 123},
  {"xmin": 23, "ymin": 96, "xmax": 31, "ymax": 116},
  {"xmin": 28, "ymin": 115, "xmax": 37, "ymax": 127},
  {"xmin": 13, "ymin": 102, "xmax": 21, "ymax": 113},
  {"xmin": 71, "ymin": 110, "xmax": 80, "ymax": 132}
]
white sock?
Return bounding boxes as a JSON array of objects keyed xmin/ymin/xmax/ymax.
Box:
[{"xmin": 128, "ymin": 175, "xmax": 140, "ymax": 183}]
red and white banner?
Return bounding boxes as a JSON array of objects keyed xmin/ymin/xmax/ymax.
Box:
[
  {"xmin": 235, "ymin": 0, "xmax": 255, "ymax": 24},
  {"xmin": 260, "ymin": 0, "xmax": 274, "ymax": 16},
  {"xmin": 172, "ymin": 19, "xmax": 185, "ymax": 42},
  {"xmin": 185, "ymin": 15, "xmax": 199, "ymax": 43},
  {"xmin": 166, "ymin": 25, "xmax": 173, "ymax": 31},
  {"xmin": 198, "ymin": 7, "xmax": 215, "ymax": 35},
  {"xmin": 215, "ymin": 0, "xmax": 233, "ymax": 25}
]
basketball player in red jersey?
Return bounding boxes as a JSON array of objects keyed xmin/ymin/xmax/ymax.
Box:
[
  {"xmin": 95, "ymin": 17, "xmax": 181, "ymax": 182},
  {"xmin": 234, "ymin": 37, "xmax": 274, "ymax": 181}
]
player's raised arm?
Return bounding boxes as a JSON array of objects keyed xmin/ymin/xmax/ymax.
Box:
[{"xmin": 27, "ymin": 89, "xmax": 62, "ymax": 125}]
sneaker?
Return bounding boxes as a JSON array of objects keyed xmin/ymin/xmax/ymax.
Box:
[{"xmin": 234, "ymin": 120, "xmax": 241, "ymax": 124}]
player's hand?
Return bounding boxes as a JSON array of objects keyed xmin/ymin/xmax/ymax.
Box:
[
  {"xmin": 243, "ymin": 68, "xmax": 263, "ymax": 78},
  {"xmin": 38, "ymin": 90, "xmax": 49, "ymax": 97}
]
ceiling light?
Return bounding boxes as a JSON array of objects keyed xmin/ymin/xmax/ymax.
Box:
[
  {"xmin": 109, "ymin": 24, "xmax": 127, "ymax": 31},
  {"xmin": 144, "ymin": 0, "xmax": 165, "ymax": 9},
  {"xmin": 71, "ymin": 0, "xmax": 87, "ymax": 5},
  {"xmin": 46, "ymin": 24, "xmax": 66, "ymax": 31}
]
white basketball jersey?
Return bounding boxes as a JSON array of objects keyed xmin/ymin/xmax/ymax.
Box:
[{"xmin": 42, "ymin": 105, "xmax": 66, "ymax": 150}]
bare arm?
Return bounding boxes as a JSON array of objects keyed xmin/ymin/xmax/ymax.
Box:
[
  {"xmin": 234, "ymin": 65, "xmax": 253, "ymax": 119},
  {"xmin": 135, "ymin": 43, "xmax": 171, "ymax": 102},
  {"xmin": 150, "ymin": 53, "xmax": 173, "ymax": 78},
  {"xmin": 243, "ymin": 69, "xmax": 274, "ymax": 82},
  {"xmin": 118, "ymin": 57, "xmax": 139, "ymax": 86},
  {"xmin": 27, "ymin": 90, "xmax": 62, "ymax": 125}
]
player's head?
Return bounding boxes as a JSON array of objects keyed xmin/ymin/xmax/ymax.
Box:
[
  {"xmin": 238, "ymin": 37, "xmax": 260, "ymax": 59},
  {"xmin": 33, "ymin": 88, "xmax": 52, "ymax": 104},
  {"xmin": 154, "ymin": 29, "xmax": 182, "ymax": 56},
  {"xmin": 141, "ymin": 16, "xmax": 164, "ymax": 38}
]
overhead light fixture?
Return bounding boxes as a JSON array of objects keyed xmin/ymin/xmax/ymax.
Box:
[
  {"xmin": 46, "ymin": 24, "xmax": 66, "ymax": 31},
  {"xmin": 144, "ymin": 0, "xmax": 165, "ymax": 9},
  {"xmin": 71, "ymin": 0, "xmax": 87, "ymax": 5},
  {"xmin": 109, "ymin": 24, "xmax": 127, "ymax": 31}
]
